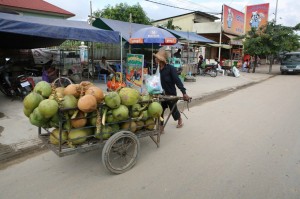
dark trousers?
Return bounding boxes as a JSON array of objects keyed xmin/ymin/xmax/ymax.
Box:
[
  {"xmin": 99, "ymin": 69, "xmax": 110, "ymax": 75},
  {"xmin": 160, "ymin": 99, "xmax": 181, "ymax": 125}
]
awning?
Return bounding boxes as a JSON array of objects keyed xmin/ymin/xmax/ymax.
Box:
[
  {"xmin": 93, "ymin": 18, "xmax": 151, "ymax": 41},
  {"xmin": 209, "ymin": 43, "xmax": 232, "ymax": 49},
  {"xmin": 163, "ymin": 28, "xmax": 216, "ymax": 43},
  {"xmin": 224, "ymin": 34, "xmax": 243, "ymax": 46},
  {"xmin": 0, "ymin": 13, "xmax": 120, "ymax": 49}
]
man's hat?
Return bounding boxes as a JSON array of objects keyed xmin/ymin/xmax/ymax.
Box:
[{"xmin": 153, "ymin": 50, "xmax": 168, "ymax": 63}]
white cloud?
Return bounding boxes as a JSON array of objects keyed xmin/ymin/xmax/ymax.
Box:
[{"xmin": 45, "ymin": 0, "xmax": 299, "ymax": 27}]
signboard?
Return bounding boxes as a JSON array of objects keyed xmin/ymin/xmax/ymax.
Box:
[
  {"xmin": 223, "ymin": 4, "xmax": 245, "ymax": 35},
  {"xmin": 126, "ymin": 54, "xmax": 145, "ymax": 91},
  {"xmin": 245, "ymin": 3, "xmax": 269, "ymax": 32}
]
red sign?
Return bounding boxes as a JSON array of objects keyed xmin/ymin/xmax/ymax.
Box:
[
  {"xmin": 245, "ymin": 3, "xmax": 269, "ymax": 32},
  {"xmin": 164, "ymin": 38, "xmax": 177, "ymax": 44},
  {"xmin": 223, "ymin": 4, "xmax": 245, "ymax": 35},
  {"xmin": 129, "ymin": 38, "xmax": 143, "ymax": 44}
]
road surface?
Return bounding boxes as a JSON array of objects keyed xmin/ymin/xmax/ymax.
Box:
[{"xmin": 0, "ymin": 75, "xmax": 300, "ymax": 199}]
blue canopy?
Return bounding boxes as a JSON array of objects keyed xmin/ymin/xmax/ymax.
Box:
[
  {"xmin": 0, "ymin": 13, "xmax": 120, "ymax": 49},
  {"xmin": 163, "ymin": 28, "xmax": 215, "ymax": 43}
]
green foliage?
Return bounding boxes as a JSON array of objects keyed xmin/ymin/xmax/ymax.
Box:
[
  {"xmin": 59, "ymin": 40, "xmax": 82, "ymax": 50},
  {"xmin": 243, "ymin": 22, "xmax": 300, "ymax": 57},
  {"xmin": 241, "ymin": 22, "xmax": 300, "ymax": 72},
  {"xmin": 93, "ymin": 3, "xmax": 151, "ymax": 25},
  {"xmin": 161, "ymin": 19, "xmax": 181, "ymax": 30}
]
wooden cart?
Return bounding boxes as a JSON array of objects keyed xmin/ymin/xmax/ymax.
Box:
[{"xmin": 38, "ymin": 95, "xmax": 184, "ymax": 174}]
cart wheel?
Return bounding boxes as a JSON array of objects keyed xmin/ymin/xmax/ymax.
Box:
[
  {"xmin": 102, "ymin": 131, "xmax": 140, "ymax": 174},
  {"xmin": 52, "ymin": 77, "xmax": 73, "ymax": 88}
]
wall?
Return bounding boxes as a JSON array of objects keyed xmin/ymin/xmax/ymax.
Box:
[{"xmin": 193, "ymin": 21, "xmax": 222, "ymax": 34}]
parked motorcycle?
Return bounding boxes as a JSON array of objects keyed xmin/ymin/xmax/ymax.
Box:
[
  {"xmin": 0, "ymin": 58, "xmax": 34, "ymax": 99},
  {"xmin": 24, "ymin": 66, "xmax": 42, "ymax": 77}
]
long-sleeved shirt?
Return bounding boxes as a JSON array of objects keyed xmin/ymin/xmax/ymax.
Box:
[{"xmin": 160, "ymin": 64, "xmax": 186, "ymax": 96}]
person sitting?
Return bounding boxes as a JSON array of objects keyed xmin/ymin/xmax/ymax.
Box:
[
  {"xmin": 242, "ymin": 59, "xmax": 250, "ymax": 72},
  {"xmin": 98, "ymin": 56, "xmax": 115, "ymax": 75},
  {"xmin": 215, "ymin": 58, "xmax": 225, "ymax": 76},
  {"xmin": 42, "ymin": 65, "xmax": 57, "ymax": 83},
  {"xmin": 173, "ymin": 49, "xmax": 182, "ymax": 58}
]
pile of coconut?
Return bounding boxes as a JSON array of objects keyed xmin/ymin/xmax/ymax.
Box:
[{"xmin": 23, "ymin": 81, "xmax": 163, "ymax": 146}]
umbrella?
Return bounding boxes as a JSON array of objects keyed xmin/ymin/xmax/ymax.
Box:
[{"xmin": 129, "ymin": 26, "xmax": 177, "ymax": 74}]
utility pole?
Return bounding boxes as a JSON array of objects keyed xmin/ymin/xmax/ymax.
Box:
[
  {"xmin": 274, "ymin": 0, "xmax": 279, "ymax": 24},
  {"xmin": 218, "ymin": 6, "xmax": 223, "ymax": 62},
  {"xmin": 129, "ymin": 13, "xmax": 132, "ymax": 54},
  {"xmin": 89, "ymin": 0, "xmax": 94, "ymax": 80}
]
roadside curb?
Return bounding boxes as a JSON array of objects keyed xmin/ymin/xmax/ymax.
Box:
[{"xmin": 0, "ymin": 138, "xmax": 43, "ymax": 163}]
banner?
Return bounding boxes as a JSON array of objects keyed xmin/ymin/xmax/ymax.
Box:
[
  {"xmin": 126, "ymin": 54, "xmax": 145, "ymax": 91},
  {"xmin": 223, "ymin": 4, "xmax": 245, "ymax": 35},
  {"xmin": 245, "ymin": 3, "xmax": 269, "ymax": 32}
]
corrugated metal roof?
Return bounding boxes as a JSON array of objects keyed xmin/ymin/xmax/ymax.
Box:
[
  {"xmin": 0, "ymin": 0, "xmax": 74, "ymax": 17},
  {"xmin": 163, "ymin": 28, "xmax": 216, "ymax": 43},
  {"xmin": 93, "ymin": 18, "xmax": 152, "ymax": 41}
]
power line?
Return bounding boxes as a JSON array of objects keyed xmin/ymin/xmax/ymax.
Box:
[{"xmin": 144, "ymin": 0, "xmax": 221, "ymax": 15}]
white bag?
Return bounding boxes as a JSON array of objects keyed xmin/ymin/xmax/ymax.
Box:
[
  {"xmin": 232, "ymin": 66, "xmax": 240, "ymax": 77},
  {"xmin": 145, "ymin": 65, "xmax": 163, "ymax": 94}
]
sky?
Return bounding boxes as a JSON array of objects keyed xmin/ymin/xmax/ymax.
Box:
[{"xmin": 45, "ymin": 0, "xmax": 299, "ymax": 27}]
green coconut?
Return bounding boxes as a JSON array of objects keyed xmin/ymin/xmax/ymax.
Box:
[
  {"xmin": 68, "ymin": 128, "xmax": 93, "ymax": 145},
  {"xmin": 110, "ymin": 123, "xmax": 120, "ymax": 132},
  {"xmin": 140, "ymin": 94, "xmax": 151, "ymax": 102},
  {"xmin": 131, "ymin": 103, "xmax": 142, "ymax": 117},
  {"xmin": 23, "ymin": 107, "xmax": 32, "ymax": 118},
  {"xmin": 33, "ymin": 81, "xmax": 52, "ymax": 98},
  {"xmin": 49, "ymin": 128, "xmax": 68, "ymax": 145},
  {"xmin": 23, "ymin": 92, "xmax": 43, "ymax": 113},
  {"xmin": 135, "ymin": 120, "xmax": 144, "ymax": 131},
  {"xmin": 119, "ymin": 87, "xmax": 140, "ymax": 106},
  {"xmin": 49, "ymin": 113, "xmax": 60, "ymax": 128},
  {"xmin": 38, "ymin": 99, "xmax": 59, "ymax": 119},
  {"xmin": 29, "ymin": 107, "xmax": 49, "ymax": 127},
  {"xmin": 104, "ymin": 92, "xmax": 121, "ymax": 109},
  {"xmin": 141, "ymin": 110, "xmax": 149, "ymax": 121},
  {"xmin": 62, "ymin": 95, "xmax": 78, "ymax": 115},
  {"xmin": 145, "ymin": 118, "xmax": 155, "ymax": 130},
  {"xmin": 88, "ymin": 112, "xmax": 97, "ymax": 126},
  {"xmin": 121, "ymin": 121, "xmax": 137, "ymax": 133},
  {"xmin": 95, "ymin": 125, "xmax": 112, "ymax": 139},
  {"xmin": 106, "ymin": 110, "xmax": 116, "ymax": 123},
  {"xmin": 148, "ymin": 102, "xmax": 163, "ymax": 118},
  {"xmin": 112, "ymin": 105, "xmax": 129, "ymax": 121}
]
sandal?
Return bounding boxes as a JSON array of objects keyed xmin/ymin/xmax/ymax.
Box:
[{"xmin": 176, "ymin": 122, "xmax": 184, "ymax": 128}]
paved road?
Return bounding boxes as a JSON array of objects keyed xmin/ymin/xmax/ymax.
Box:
[{"xmin": 0, "ymin": 74, "xmax": 299, "ymax": 199}]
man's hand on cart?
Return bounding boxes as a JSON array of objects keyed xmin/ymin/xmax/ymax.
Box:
[{"xmin": 183, "ymin": 94, "xmax": 192, "ymax": 102}]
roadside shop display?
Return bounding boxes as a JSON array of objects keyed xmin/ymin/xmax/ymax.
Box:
[{"xmin": 126, "ymin": 54, "xmax": 146, "ymax": 92}]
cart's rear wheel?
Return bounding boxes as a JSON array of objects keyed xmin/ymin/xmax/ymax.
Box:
[{"xmin": 102, "ymin": 131, "xmax": 140, "ymax": 174}]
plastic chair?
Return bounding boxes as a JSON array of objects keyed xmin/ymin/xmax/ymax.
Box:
[{"xmin": 98, "ymin": 73, "xmax": 107, "ymax": 83}]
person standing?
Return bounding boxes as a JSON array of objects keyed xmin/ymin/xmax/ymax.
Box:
[
  {"xmin": 153, "ymin": 50, "xmax": 190, "ymax": 133},
  {"xmin": 197, "ymin": 55, "xmax": 204, "ymax": 74}
]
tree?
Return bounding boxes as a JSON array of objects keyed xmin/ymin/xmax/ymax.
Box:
[
  {"xmin": 93, "ymin": 3, "xmax": 151, "ymax": 25},
  {"xmin": 240, "ymin": 22, "xmax": 300, "ymax": 73},
  {"xmin": 162, "ymin": 19, "xmax": 181, "ymax": 30}
]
